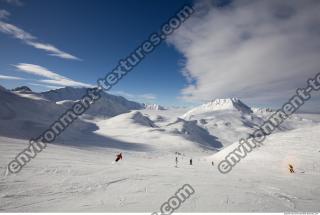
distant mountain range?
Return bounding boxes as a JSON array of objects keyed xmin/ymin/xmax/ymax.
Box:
[{"xmin": 0, "ymin": 85, "xmax": 316, "ymax": 149}]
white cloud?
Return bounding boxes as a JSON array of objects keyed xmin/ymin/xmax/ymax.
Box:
[
  {"xmin": 0, "ymin": 9, "xmax": 10, "ymax": 19},
  {"xmin": 0, "ymin": 21, "xmax": 80, "ymax": 60},
  {"xmin": 112, "ymin": 91, "xmax": 157, "ymax": 101},
  {"xmin": 0, "ymin": 74, "xmax": 25, "ymax": 80},
  {"xmin": 0, "ymin": 21, "xmax": 33, "ymax": 40},
  {"xmin": 169, "ymin": 0, "xmax": 320, "ymax": 105},
  {"xmin": 14, "ymin": 63, "xmax": 93, "ymax": 88}
]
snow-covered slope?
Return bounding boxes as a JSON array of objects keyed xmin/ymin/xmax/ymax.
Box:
[
  {"xmin": 93, "ymin": 110, "xmax": 221, "ymax": 152},
  {"xmin": 1, "ymin": 124, "xmax": 320, "ymax": 212},
  {"xmin": 101, "ymin": 111, "xmax": 157, "ymax": 128},
  {"xmin": 165, "ymin": 118, "xmax": 222, "ymax": 150}
]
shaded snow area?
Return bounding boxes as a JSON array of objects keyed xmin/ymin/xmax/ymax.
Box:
[{"xmin": 0, "ymin": 86, "xmax": 320, "ymax": 212}]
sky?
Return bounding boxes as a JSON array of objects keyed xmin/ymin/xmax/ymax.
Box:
[{"xmin": 0, "ymin": 0, "xmax": 320, "ymax": 111}]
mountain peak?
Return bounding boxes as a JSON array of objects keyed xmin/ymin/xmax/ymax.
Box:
[
  {"xmin": 182, "ymin": 98, "xmax": 252, "ymax": 119},
  {"xmin": 207, "ymin": 98, "xmax": 241, "ymax": 105},
  {"xmin": 200, "ymin": 98, "xmax": 251, "ymax": 111},
  {"xmin": 12, "ymin": 86, "xmax": 32, "ymax": 93}
]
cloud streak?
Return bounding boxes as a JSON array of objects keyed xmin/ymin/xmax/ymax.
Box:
[
  {"xmin": 0, "ymin": 21, "xmax": 80, "ymax": 60},
  {"xmin": 0, "ymin": 74, "xmax": 25, "ymax": 80},
  {"xmin": 14, "ymin": 63, "xmax": 93, "ymax": 88},
  {"xmin": 169, "ymin": 0, "xmax": 320, "ymax": 105}
]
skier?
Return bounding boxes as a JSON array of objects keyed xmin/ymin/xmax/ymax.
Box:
[
  {"xmin": 115, "ymin": 153, "xmax": 123, "ymax": 162},
  {"xmin": 175, "ymin": 156, "xmax": 178, "ymax": 167},
  {"xmin": 190, "ymin": 158, "xmax": 192, "ymax": 165},
  {"xmin": 289, "ymin": 164, "xmax": 295, "ymax": 173}
]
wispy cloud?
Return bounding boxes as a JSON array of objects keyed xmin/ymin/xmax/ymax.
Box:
[
  {"xmin": 0, "ymin": 74, "xmax": 25, "ymax": 80},
  {"xmin": 14, "ymin": 63, "xmax": 93, "ymax": 88},
  {"xmin": 38, "ymin": 79, "xmax": 92, "ymax": 87},
  {"xmin": 25, "ymin": 41, "xmax": 80, "ymax": 60},
  {"xmin": 0, "ymin": 9, "xmax": 10, "ymax": 19},
  {"xmin": 26, "ymin": 41, "xmax": 81, "ymax": 60},
  {"xmin": 169, "ymin": 0, "xmax": 320, "ymax": 105},
  {"xmin": 112, "ymin": 90, "xmax": 157, "ymax": 101},
  {"xmin": 28, "ymin": 83, "xmax": 61, "ymax": 89},
  {"xmin": 16, "ymin": 63, "xmax": 67, "ymax": 80},
  {"xmin": 0, "ymin": 21, "xmax": 33, "ymax": 39},
  {"xmin": 0, "ymin": 21, "xmax": 80, "ymax": 60}
]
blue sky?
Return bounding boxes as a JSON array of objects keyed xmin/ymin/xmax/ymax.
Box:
[
  {"xmin": 0, "ymin": 0, "xmax": 194, "ymax": 106},
  {"xmin": 1, "ymin": 0, "xmax": 320, "ymax": 111}
]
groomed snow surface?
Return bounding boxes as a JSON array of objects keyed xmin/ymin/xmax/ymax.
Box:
[{"xmin": 0, "ymin": 86, "xmax": 320, "ymax": 212}]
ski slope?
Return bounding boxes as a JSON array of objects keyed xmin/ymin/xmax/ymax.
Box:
[
  {"xmin": 0, "ymin": 86, "xmax": 319, "ymax": 212},
  {"xmin": 0, "ymin": 123, "xmax": 320, "ymax": 212}
]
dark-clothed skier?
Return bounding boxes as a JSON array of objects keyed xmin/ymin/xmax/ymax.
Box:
[{"xmin": 115, "ymin": 153, "xmax": 123, "ymax": 162}]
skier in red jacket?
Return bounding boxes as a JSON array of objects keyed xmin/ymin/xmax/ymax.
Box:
[{"xmin": 115, "ymin": 153, "xmax": 123, "ymax": 162}]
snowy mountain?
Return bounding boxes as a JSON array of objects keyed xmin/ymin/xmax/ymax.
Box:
[
  {"xmin": 178, "ymin": 98, "xmax": 258, "ymax": 145},
  {"xmin": 2, "ymin": 85, "xmax": 314, "ymax": 148},
  {"xmin": 182, "ymin": 98, "xmax": 252, "ymax": 120},
  {"xmin": 0, "ymin": 85, "xmax": 98, "ymax": 140},
  {"xmin": 1, "ymin": 86, "xmax": 315, "ymax": 148},
  {"xmin": 0, "ymin": 85, "xmax": 143, "ymax": 140},
  {"xmin": 179, "ymin": 98, "xmax": 315, "ymax": 146},
  {"xmin": 251, "ymin": 107, "xmax": 275, "ymax": 115},
  {"xmin": 41, "ymin": 86, "xmax": 143, "ymax": 109},
  {"xmin": 143, "ymin": 104, "xmax": 166, "ymax": 110},
  {"xmin": 38, "ymin": 87, "xmax": 143, "ymax": 118}
]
